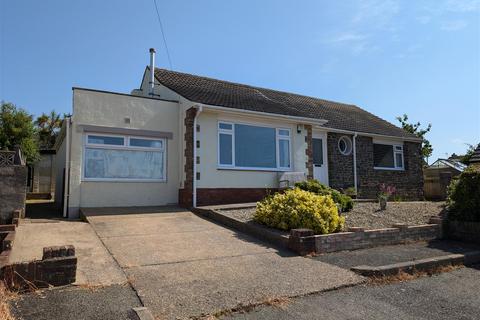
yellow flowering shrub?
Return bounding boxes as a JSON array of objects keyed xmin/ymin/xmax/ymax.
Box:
[{"xmin": 254, "ymin": 188, "xmax": 345, "ymax": 234}]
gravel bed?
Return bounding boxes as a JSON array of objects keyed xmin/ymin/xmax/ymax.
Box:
[{"xmin": 218, "ymin": 201, "xmax": 446, "ymax": 230}]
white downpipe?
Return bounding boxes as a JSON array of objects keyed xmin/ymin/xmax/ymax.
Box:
[
  {"xmin": 192, "ymin": 105, "xmax": 203, "ymax": 207},
  {"xmin": 63, "ymin": 117, "xmax": 71, "ymax": 218},
  {"xmin": 353, "ymin": 132, "xmax": 358, "ymax": 195}
]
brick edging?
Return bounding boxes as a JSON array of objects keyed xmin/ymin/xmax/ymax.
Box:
[
  {"xmin": 194, "ymin": 207, "xmax": 444, "ymax": 256},
  {"xmin": 1, "ymin": 245, "xmax": 77, "ymax": 290},
  {"xmin": 288, "ymin": 216, "xmax": 444, "ymax": 255}
]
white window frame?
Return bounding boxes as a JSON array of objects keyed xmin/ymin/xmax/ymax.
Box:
[
  {"xmin": 338, "ymin": 136, "xmax": 352, "ymax": 156},
  {"xmin": 217, "ymin": 121, "xmax": 292, "ymax": 171},
  {"xmin": 373, "ymin": 140, "xmax": 404, "ymax": 171},
  {"xmin": 217, "ymin": 122, "xmax": 235, "ymax": 167},
  {"xmin": 82, "ymin": 133, "xmax": 167, "ymax": 182}
]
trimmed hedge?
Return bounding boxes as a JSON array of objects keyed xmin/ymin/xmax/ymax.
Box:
[
  {"xmin": 295, "ymin": 179, "xmax": 354, "ymax": 212},
  {"xmin": 447, "ymin": 166, "xmax": 480, "ymax": 222},
  {"xmin": 254, "ymin": 188, "xmax": 345, "ymax": 234}
]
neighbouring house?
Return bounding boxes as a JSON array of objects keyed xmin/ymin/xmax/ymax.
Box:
[
  {"xmin": 27, "ymin": 149, "xmax": 56, "ymax": 199},
  {"xmin": 468, "ymin": 144, "xmax": 480, "ymax": 168},
  {"xmin": 54, "ymin": 49, "xmax": 424, "ymax": 218},
  {"xmin": 424, "ymin": 158, "xmax": 466, "ymax": 200}
]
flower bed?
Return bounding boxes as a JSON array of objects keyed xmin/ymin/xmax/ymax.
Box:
[{"xmin": 219, "ymin": 201, "xmax": 445, "ymax": 230}]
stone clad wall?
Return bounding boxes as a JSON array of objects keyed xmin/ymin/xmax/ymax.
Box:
[
  {"xmin": 0, "ymin": 165, "xmax": 27, "ymax": 224},
  {"xmin": 179, "ymin": 107, "xmax": 197, "ymax": 207},
  {"xmin": 326, "ymin": 133, "xmax": 424, "ymax": 200},
  {"xmin": 327, "ymin": 132, "xmax": 355, "ymax": 190},
  {"xmin": 356, "ymin": 137, "xmax": 424, "ymax": 199}
]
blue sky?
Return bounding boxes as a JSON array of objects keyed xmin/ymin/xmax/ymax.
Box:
[{"xmin": 1, "ymin": 0, "xmax": 479, "ymax": 162}]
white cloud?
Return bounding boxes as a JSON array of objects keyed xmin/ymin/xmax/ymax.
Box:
[
  {"xmin": 441, "ymin": 20, "xmax": 468, "ymax": 31},
  {"xmin": 352, "ymin": 0, "xmax": 401, "ymax": 27},
  {"xmin": 330, "ymin": 33, "xmax": 368, "ymax": 43},
  {"xmin": 325, "ymin": 32, "xmax": 375, "ymax": 56},
  {"xmin": 416, "ymin": 15, "xmax": 432, "ymax": 24},
  {"xmin": 395, "ymin": 44, "xmax": 423, "ymax": 59},
  {"xmin": 451, "ymin": 138, "xmax": 471, "ymax": 146},
  {"xmin": 445, "ymin": 0, "xmax": 480, "ymax": 12}
]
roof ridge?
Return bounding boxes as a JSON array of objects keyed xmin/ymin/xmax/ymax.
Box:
[{"xmin": 154, "ymin": 68, "xmax": 358, "ymax": 108}]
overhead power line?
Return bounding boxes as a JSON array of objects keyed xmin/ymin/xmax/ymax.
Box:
[{"xmin": 153, "ymin": 0, "xmax": 173, "ymax": 69}]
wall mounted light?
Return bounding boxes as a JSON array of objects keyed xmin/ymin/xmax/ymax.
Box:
[{"xmin": 297, "ymin": 124, "xmax": 302, "ymax": 134}]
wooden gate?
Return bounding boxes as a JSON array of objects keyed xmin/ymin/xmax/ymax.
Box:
[{"xmin": 424, "ymin": 170, "xmax": 454, "ymax": 200}]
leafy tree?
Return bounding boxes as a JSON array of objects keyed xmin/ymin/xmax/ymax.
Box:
[
  {"xmin": 0, "ymin": 102, "xmax": 39, "ymax": 164},
  {"xmin": 35, "ymin": 110, "xmax": 64, "ymax": 149},
  {"xmin": 460, "ymin": 143, "xmax": 480, "ymax": 165},
  {"xmin": 396, "ymin": 114, "xmax": 432, "ymax": 163}
]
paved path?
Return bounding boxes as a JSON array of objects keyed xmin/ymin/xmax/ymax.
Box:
[
  {"xmin": 9, "ymin": 220, "xmax": 126, "ymax": 286},
  {"xmin": 222, "ymin": 265, "xmax": 480, "ymax": 320},
  {"xmin": 85, "ymin": 208, "xmax": 363, "ymax": 319},
  {"xmin": 313, "ymin": 240, "xmax": 480, "ymax": 269}
]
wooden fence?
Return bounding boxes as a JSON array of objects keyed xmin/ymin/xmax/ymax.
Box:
[{"xmin": 424, "ymin": 169, "xmax": 458, "ymax": 200}]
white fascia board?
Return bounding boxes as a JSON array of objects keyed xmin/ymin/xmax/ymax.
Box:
[
  {"xmin": 196, "ymin": 103, "xmax": 328, "ymax": 126},
  {"xmin": 313, "ymin": 125, "xmax": 423, "ymax": 143}
]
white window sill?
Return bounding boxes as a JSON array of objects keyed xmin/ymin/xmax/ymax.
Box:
[
  {"xmin": 373, "ymin": 167, "xmax": 405, "ymax": 171},
  {"xmin": 82, "ymin": 178, "xmax": 167, "ymax": 183},
  {"xmin": 217, "ymin": 166, "xmax": 292, "ymax": 172}
]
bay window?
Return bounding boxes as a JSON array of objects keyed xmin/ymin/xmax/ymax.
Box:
[
  {"xmin": 83, "ymin": 133, "xmax": 166, "ymax": 181},
  {"xmin": 373, "ymin": 142, "xmax": 404, "ymax": 170},
  {"xmin": 218, "ymin": 121, "xmax": 291, "ymax": 170}
]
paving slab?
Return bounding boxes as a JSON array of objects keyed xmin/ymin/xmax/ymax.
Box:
[
  {"xmin": 9, "ymin": 284, "xmax": 141, "ymax": 320},
  {"xmin": 313, "ymin": 240, "xmax": 480, "ymax": 269},
  {"xmin": 127, "ymin": 252, "xmax": 360, "ymax": 319},
  {"xmin": 221, "ymin": 265, "xmax": 480, "ymax": 320},
  {"xmin": 86, "ymin": 208, "xmax": 364, "ymax": 319},
  {"xmin": 9, "ymin": 220, "xmax": 126, "ymax": 286}
]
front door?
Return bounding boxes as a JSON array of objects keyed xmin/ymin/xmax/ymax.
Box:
[{"xmin": 312, "ymin": 132, "xmax": 329, "ymax": 185}]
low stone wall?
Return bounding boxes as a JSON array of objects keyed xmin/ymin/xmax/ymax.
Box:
[
  {"xmin": 0, "ymin": 225, "xmax": 16, "ymax": 269},
  {"xmin": 0, "ymin": 210, "xmax": 21, "ymax": 269},
  {"xmin": 0, "ymin": 165, "xmax": 27, "ymax": 224},
  {"xmin": 1, "ymin": 245, "xmax": 77, "ymax": 291},
  {"xmin": 447, "ymin": 220, "xmax": 480, "ymax": 244},
  {"xmin": 289, "ymin": 220, "xmax": 443, "ymax": 255}
]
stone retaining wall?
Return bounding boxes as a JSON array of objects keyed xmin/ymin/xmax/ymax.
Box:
[
  {"xmin": 447, "ymin": 220, "xmax": 480, "ymax": 244},
  {"xmin": 0, "ymin": 210, "xmax": 22, "ymax": 269},
  {"xmin": 289, "ymin": 220, "xmax": 442, "ymax": 255},
  {"xmin": 0, "ymin": 165, "xmax": 27, "ymax": 224},
  {"xmin": 1, "ymin": 245, "xmax": 77, "ymax": 291}
]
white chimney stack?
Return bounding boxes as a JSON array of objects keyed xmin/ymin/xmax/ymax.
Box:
[{"xmin": 149, "ymin": 48, "xmax": 156, "ymax": 96}]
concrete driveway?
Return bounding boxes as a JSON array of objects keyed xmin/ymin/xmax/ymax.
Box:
[
  {"xmin": 84, "ymin": 207, "xmax": 363, "ymax": 319},
  {"xmin": 10, "ymin": 220, "xmax": 126, "ymax": 286}
]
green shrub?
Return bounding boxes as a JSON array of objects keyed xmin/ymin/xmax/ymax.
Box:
[
  {"xmin": 447, "ymin": 166, "xmax": 480, "ymax": 222},
  {"xmin": 344, "ymin": 187, "xmax": 357, "ymax": 198},
  {"xmin": 254, "ymin": 188, "xmax": 345, "ymax": 234},
  {"xmin": 295, "ymin": 179, "xmax": 354, "ymax": 212}
]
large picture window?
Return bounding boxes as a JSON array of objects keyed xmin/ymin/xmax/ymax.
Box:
[
  {"xmin": 218, "ymin": 121, "xmax": 291, "ymax": 170},
  {"xmin": 373, "ymin": 142, "xmax": 404, "ymax": 170},
  {"xmin": 83, "ymin": 134, "xmax": 166, "ymax": 181}
]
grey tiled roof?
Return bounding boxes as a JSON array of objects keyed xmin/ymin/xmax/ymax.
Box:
[{"xmin": 154, "ymin": 68, "xmax": 418, "ymax": 139}]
